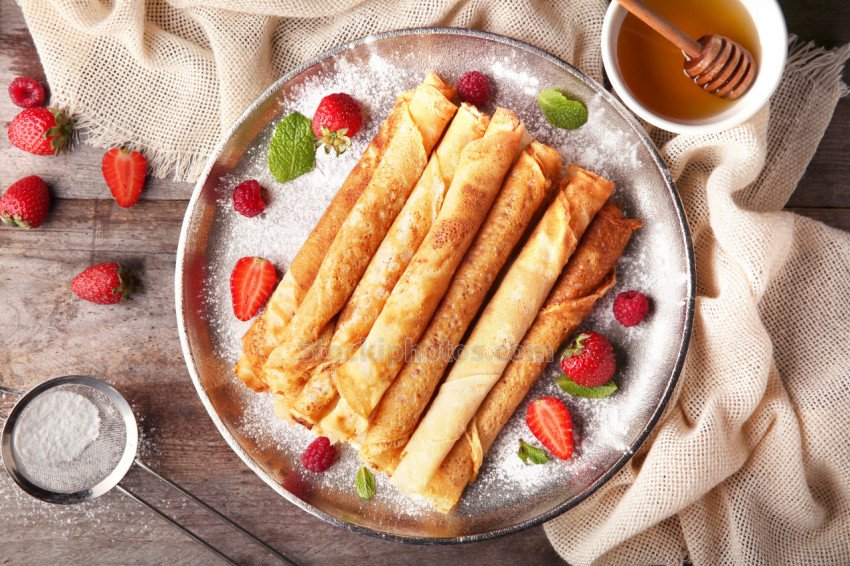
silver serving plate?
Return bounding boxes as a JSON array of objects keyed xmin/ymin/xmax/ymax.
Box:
[{"xmin": 175, "ymin": 28, "xmax": 694, "ymax": 543}]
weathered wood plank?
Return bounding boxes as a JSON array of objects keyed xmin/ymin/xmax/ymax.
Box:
[
  {"xmin": 0, "ymin": 139, "xmax": 196, "ymax": 201},
  {"xmin": 787, "ymin": 207, "xmax": 850, "ymax": 232},
  {"xmin": 777, "ymin": 0, "xmax": 850, "ymax": 48},
  {"xmin": 0, "ymin": 199, "xmax": 183, "ymax": 386},
  {"xmin": 2, "ymin": 465, "xmax": 563, "ymax": 565},
  {"xmin": 786, "ymin": 99, "xmax": 850, "ymax": 209}
]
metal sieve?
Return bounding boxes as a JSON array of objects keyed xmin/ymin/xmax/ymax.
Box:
[{"xmin": 1, "ymin": 376, "xmax": 295, "ymax": 565}]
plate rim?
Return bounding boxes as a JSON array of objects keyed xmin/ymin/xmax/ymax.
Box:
[{"xmin": 174, "ymin": 26, "xmax": 696, "ymax": 545}]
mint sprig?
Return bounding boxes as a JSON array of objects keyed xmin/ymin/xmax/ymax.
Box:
[
  {"xmin": 355, "ymin": 466, "xmax": 376, "ymax": 501},
  {"xmin": 268, "ymin": 112, "xmax": 315, "ymax": 184},
  {"xmin": 517, "ymin": 439, "xmax": 549, "ymax": 465},
  {"xmin": 538, "ymin": 89, "xmax": 588, "ymax": 130},
  {"xmin": 556, "ymin": 374, "xmax": 618, "ymax": 398}
]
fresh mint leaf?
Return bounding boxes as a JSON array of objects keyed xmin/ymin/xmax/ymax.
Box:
[
  {"xmin": 518, "ymin": 439, "xmax": 549, "ymax": 465},
  {"xmin": 355, "ymin": 466, "xmax": 376, "ymax": 501},
  {"xmin": 268, "ymin": 112, "xmax": 315, "ymax": 184},
  {"xmin": 538, "ymin": 89, "xmax": 588, "ymax": 130},
  {"xmin": 556, "ymin": 374, "xmax": 618, "ymax": 398}
]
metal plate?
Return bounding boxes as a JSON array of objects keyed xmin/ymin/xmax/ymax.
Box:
[{"xmin": 175, "ymin": 28, "xmax": 694, "ymax": 543}]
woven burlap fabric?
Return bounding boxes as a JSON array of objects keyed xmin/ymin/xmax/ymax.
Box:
[
  {"xmin": 544, "ymin": 39, "xmax": 850, "ymax": 564},
  {"xmin": 18, "ymin": 1, "xmax": 850, "ymax": 563}
]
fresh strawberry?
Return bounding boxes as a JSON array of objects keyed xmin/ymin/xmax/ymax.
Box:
[
  {"xmin": 526, "ymin": 397, "xmax": 574, "ymax": 460},
  {"xmin": 71, "ymin": 262, "xmax": 135, "ymax": 304},
  {"xmin": 560, "ymin": 332, "xmax": 616, "ymax": 387},
  {"xmin": 613, "ymin": 290, "xmax": 650, "ymax": 327},
  {"xmin": 456, "ymin": 71, "xmax": 491, "ymax": 107},
  {"xmin": 7, "ymin": 107, "xmax": 72, "ymax": 155},
  {"xmin": 232, "ymin": 179, "xmax": 267, "ymax": 217},
  {"xmin": 102, "ymin": 148, "xmax": 147, "ymax": 208},
  {"xmin": 8, "ymin": 77, "xmax": 46, "ymax": 108},
  {"xmin": 0, "ymin": 176, "xmax": 50, "ymax": 229},
  {"xmin": 312, "ymin": 93, "xmax": 362, "ymax": 156},
  {"xmin": 230, "ymin": 257, "xmax": 276, "ymax": 321}
]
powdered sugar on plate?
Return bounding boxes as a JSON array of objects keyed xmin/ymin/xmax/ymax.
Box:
[
  {"xmin": 187, "ymin": 33, "xmax": 691, "ymax": 532},
  {"xmin": 201, "ymin": 55, "xmax": 417, "ymax": 363}
]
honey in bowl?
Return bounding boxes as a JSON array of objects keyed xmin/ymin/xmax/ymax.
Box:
[{"xmin": 616, "ymin": 0, "xmax": 760, "ymax": 122}]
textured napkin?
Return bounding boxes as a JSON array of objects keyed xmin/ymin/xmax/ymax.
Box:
[{"xmin": 19, "ymin": 1, "xmax": 850, "ymax": 563}]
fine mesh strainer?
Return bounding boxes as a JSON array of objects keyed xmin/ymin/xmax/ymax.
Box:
[{"xmin": 1, "ymin": 376, "xmax": 295, "ymax": 565}]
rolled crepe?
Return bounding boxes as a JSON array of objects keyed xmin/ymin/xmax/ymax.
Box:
[
  {"xmin": 317, "ymin": 397, "xmax": 367, "ymax": 445},
  {"xmin": 262, "ymin": 72, "xmax": 457, "ymax": 401},
  {"xmin": 289, "ymin": 104, "xmax": 490, "ymax": 425},
  {"xmin": 332, "ymin": 108, "xmax": 527, "ymax": 421},
  {"xmin": 360, "ymin": 141, "xmax": 562, "ymax": 473},
  {"xmin": 425, "ymin": 203, "xmax": 643, "ymax": 512},
  {"xmin": 391, "ymin": 165, "xmax": 613, "ymax": 495},
  {"xmin": 234, "ymin": 94, "xmax": 411, "ymax": 392}
]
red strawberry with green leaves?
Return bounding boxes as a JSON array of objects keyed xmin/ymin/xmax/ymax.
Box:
[
  {"xmin": 559, "ymin": 331, "xmax": 616, "ymax": 387},
  {"xmin": 102, "ymin": 148, "xmax": 147, "ymax": 208},
  {"xmin": 0, "ymin": 175, "xmax": 50, "ymax": 229},
  {"xmin": 312, "ymin": 93, "xmax": 362, "ymax": 156},
  {"xmin": 72, "ymin": 262, "xmax": 135, "ymax": 304},
  {"xmin": 230, "ymin": 257, "xmax": 277, "ymax": 321},
  {"xmin": 526, "ymin": 397, "xmax": 574, "ymax": 460},
  {"xmin": 7, "ymin": 107, "xmax": 72, "ymax": 155}
]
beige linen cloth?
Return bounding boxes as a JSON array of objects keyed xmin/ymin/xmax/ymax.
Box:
[{"xmin": 18, "ymin": 1, "xmax": 849, "ymax": 563}]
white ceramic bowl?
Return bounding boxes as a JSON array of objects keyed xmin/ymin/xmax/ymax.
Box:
[{"xmin": 602, "ymin": 0, "xmax": 787, "ymax": 134}]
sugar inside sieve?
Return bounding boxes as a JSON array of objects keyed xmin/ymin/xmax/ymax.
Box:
[
  {"xmin": 2, "ymin": 376, "xmax": 136, "ymax": 503},
  {"xmin": 1, "ymin": 376, "xmax": 294, "ymax": 565}
]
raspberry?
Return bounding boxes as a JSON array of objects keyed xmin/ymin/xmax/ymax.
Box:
[
  {"xmin": 456, "ymin": 71, "xmax": 491, "ymax": 107},
  {"xmin": 232, "ymin": 179, "xmax": 267, "ymax": 217},
  {"xmin": 613, "ymin": 290, "xmax": 650, "ymax": 327},
  {"xmin": 301, "ymin": 436, "xmax": 335, "ymax": 472},
  {"xmin": 8, "ymin": 77, "xmax": 46, "ymax": 108}
]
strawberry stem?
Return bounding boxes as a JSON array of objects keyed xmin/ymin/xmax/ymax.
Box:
[
  {"xmin": 46, "ymin": 108, "xmax": 73, "ymax": 153},
  {"xmin": 561, "ymin": 332, "xmax": 589, "ymax": 359},
  {"xmin": 114, "ymin": 264, "xmax": 136, "ymax": 301},
  {"xmin": 314, "ymin": 126, "xmax": 351, "ymax": 156}
]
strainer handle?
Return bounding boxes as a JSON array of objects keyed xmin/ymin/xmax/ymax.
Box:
[
  {"xmin": 115, "ymin": 483, "xmax": 240, "ymax": 565},
  {"xmin": 127, "ymin": 459, "xmax": 297, "ymax": 565}
]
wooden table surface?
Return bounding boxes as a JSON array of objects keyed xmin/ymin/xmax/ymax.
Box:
[{"xmin": 1, "ymin": 1, "xmax": 847, "ymax": 564}]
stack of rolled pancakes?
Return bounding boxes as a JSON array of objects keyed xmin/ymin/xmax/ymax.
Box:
[{"xmin": 235, "ymin": 71, "xmax": 642, "ymax": 512}]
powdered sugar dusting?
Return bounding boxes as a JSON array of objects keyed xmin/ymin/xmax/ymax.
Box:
[
  {"xmin": 235, "ymin": 390, "xmax": 432, "ymax": 519},
  {"xmin": 189, "ymin": 35, "xmax": 690, "ymax": 529},
  {"xmin": 201, "ymin": 55, "xmax": 418, "ymax": 363}
]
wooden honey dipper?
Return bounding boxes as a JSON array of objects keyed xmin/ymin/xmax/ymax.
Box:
[{"xmin": 618, "ymin": 0, "xmax": 757, "ymax": 99}]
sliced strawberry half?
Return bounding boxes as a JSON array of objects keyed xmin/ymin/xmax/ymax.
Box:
[
  {"xmin": 102, "ymin": 148, "xmax": 147, "ymax": 208},
  {"xmin": 526, "ymin": 397, "xmax": 574, "ymax": 460},
  {"xmin": 230, "ymin": 257, "xmax": 277, "ymax": 321}
]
